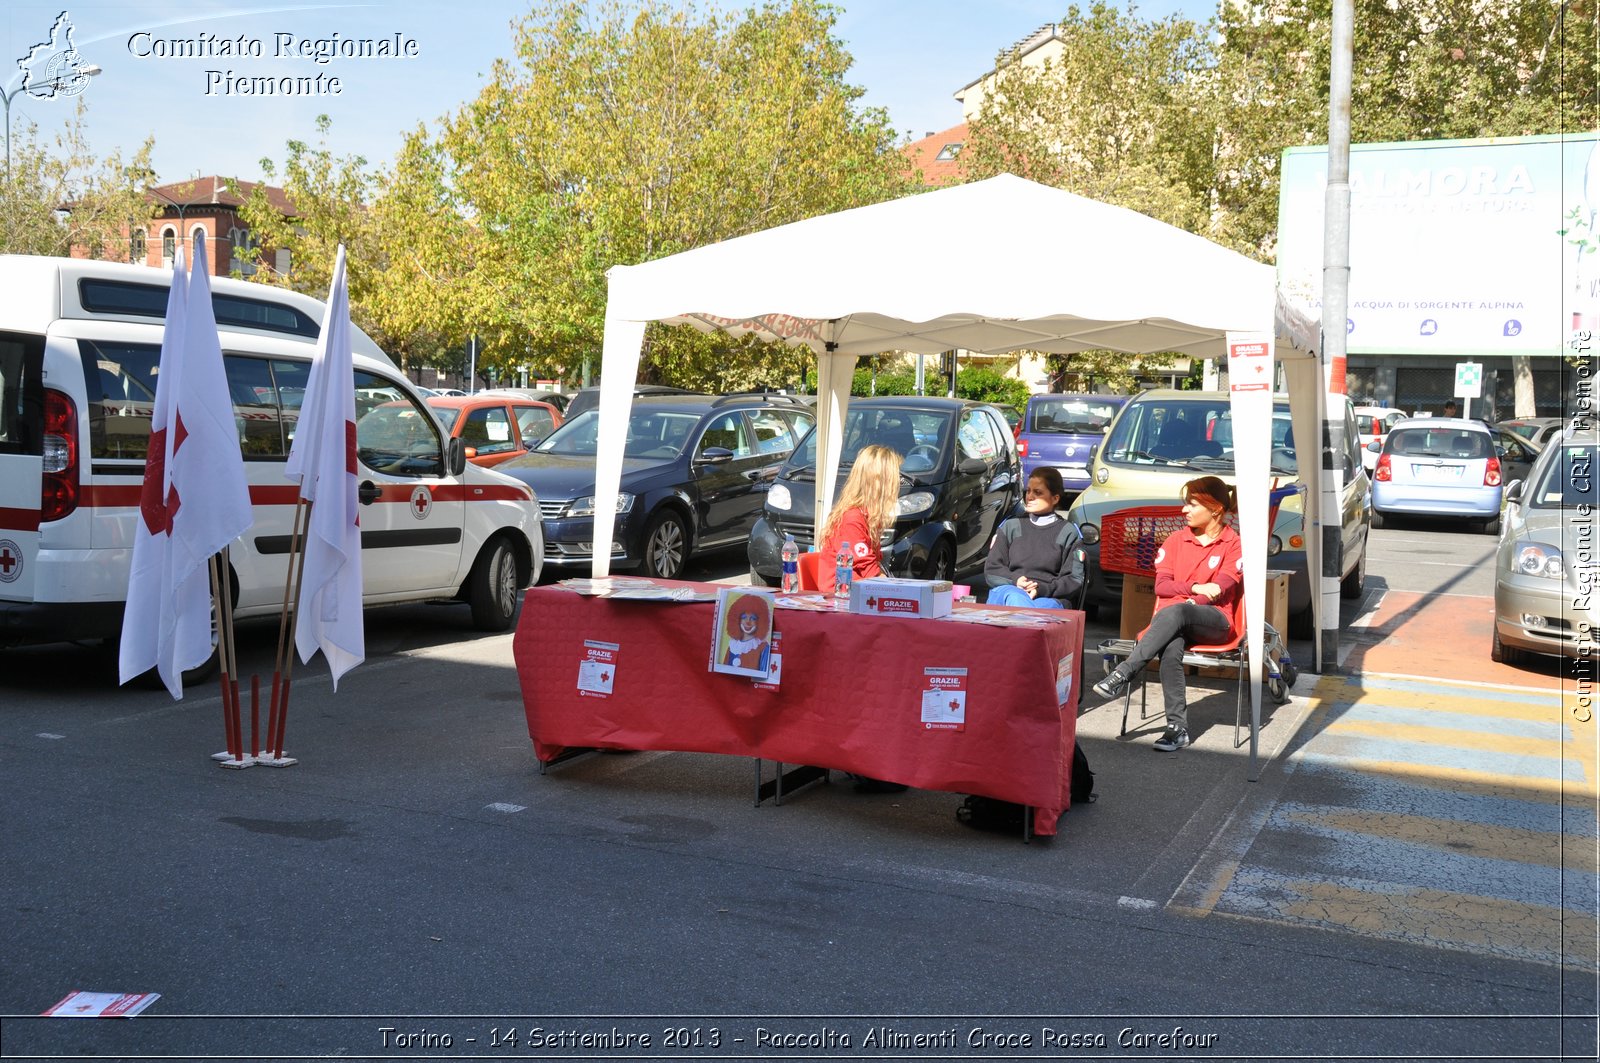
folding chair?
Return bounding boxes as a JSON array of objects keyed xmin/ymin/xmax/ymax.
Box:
[{"xmin": 1095, "ymin": 604, "xmax": 1293, "ymax": 749}]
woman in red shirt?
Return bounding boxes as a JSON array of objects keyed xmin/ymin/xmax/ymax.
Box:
[
  {"xmin": 818, "ymin": 444, "xmax": 903, "ymax": 594},
  {"xmin": 1092, "ymin": 475, "xmax": 1242, "ymax": 752}
]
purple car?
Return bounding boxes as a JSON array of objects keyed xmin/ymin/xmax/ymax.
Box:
[{"xmin": 1017, "ymin": 394, "xmax": 1127, "ymax": 495}]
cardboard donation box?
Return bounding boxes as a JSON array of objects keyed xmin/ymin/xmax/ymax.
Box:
[
  {"xmin": 849, "ymin": 577, "xmax": 954, "ymax": 619},
  {"xmin": 1120, "ymin": 570, "xmax": 1291, "ymax": 643}
]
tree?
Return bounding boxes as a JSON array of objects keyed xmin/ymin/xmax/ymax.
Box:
[
  {"xmin": 1, "ymin": 99, "xmax": 155, "ymax": 259},
  {"xmin": 959, "ymin": 3, "xmax": 1218, "ymax": 389},
  {"xmin": 432, "ymin": 0, "xmax": 913, "ymax": 388}
]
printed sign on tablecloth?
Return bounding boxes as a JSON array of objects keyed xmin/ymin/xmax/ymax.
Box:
[
  {"xmin": 921, "ymin": 667, "xmax": 967, "ymax": 731},
  {"xmin": 577, "ymin": 639, "xmax": 620, "ymax": 698}
]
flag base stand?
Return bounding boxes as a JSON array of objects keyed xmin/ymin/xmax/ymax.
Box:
[
  {"xmin": 254, "ymin": 753, "xmax": 298, "ymax": 768},
  {"xmin": 212, "ymin": 752, "xmax": 257, "ymax": 769}
]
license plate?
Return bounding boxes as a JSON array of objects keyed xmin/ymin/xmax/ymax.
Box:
[{"xmin": 1413, "ymin": 463, "xmax": 1464, "ymax": 479}]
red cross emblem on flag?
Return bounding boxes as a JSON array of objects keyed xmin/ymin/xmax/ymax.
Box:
[{"xmin": 138, "ymin": 418, "xmax": 188, "ymax": 536}]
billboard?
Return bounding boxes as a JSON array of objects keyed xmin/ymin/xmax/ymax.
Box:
[{"xmin": 1278, "ymin": 133, "xmax": 1600, "ymax": 357}]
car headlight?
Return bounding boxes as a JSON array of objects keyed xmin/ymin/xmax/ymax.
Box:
[
  {"xmin": 767, "ymin": 483, "xmax": 792, "ymax": 511},
  {"xmin": 1513, "ymin": 541, "xmax": 1564, "ymax": 579},
  {"xmin": 566, "ymin": 493, "xmax": 634, "ymax": 517},
  {"xmin": 897, "ymin": 490, "xmax": 935, "ymax": 517}
]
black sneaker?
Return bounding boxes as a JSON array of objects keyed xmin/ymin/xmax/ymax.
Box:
[
  {"xmin": 1152, "ymin": 728, "xmax": 1191, "ymax": 752},
  {"xmin": 1092, "ymin": 666, "xmax": 1132, "ymax": 700}
]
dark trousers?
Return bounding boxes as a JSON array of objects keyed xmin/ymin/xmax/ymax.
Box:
[{"xmin": 1121, "ymin": 602, "xmax": 1231, "ymax": 731}]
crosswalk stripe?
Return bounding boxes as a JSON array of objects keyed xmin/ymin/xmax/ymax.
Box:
[
  {"xmin": 1281, "ymin": 805, "xmax": 1600, "ymax": 875},
  {"xmin": 1212, "ymin": 869, "xmax": 1598, "ymax": 970},
  {"xmin": 1324, "ymin": 716, "xmax": 1576, "ymax": 762},
  {"xmin": 1301, "ymin": 732, "xmax": 1582, "ymax": 784}
]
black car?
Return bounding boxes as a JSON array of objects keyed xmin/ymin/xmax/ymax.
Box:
[
  {"xmin": 561, "ymin": 383, "xmax": 698, "ymax": 422},
  {"xmin": 496, "ymin": 394, "xmax": 816, "ymax": 578},
  {"xmin": 748, "ymin": 396, "xmax": 1021, "ymax": 583}
]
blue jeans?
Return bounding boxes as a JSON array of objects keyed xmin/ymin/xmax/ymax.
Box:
[{"xmin": 987, "ymin": 584, "xmax": 1065, "ymax": 609}]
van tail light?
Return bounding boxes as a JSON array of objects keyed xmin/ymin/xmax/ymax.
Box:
[
  {"xmin": 1484, "ymin": 456, "xmax": 1502, "ymax": 486},
  {"xmin": 42, "ymin": 388, "xmax": 80, "ymax": 522},
  {"xmin": 1374, "ymin": 454, "xmax": 1391, "ymax": 482},
  {"xmin": 1017, "ymin": 438, "xmax": 1029, "ymax": 458}
]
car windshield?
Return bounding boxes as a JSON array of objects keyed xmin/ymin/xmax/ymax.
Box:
[
  {"xmin": 1386, "ymin": 427, "xmax": 1490, "ymax": 460},
  {"xmin": 1101, "ymin": 399, "xmax": 1297, "ymax": 474},
  {"xmin": 785, "ymin": 407, "xmax": 953, "ymax": 479},
  {"xmin": 534, "ymin": 408, "xmax": 701, "ymax": 459},
  {"xmin": 1028, "ymin": 397, "xmax": 1120, "ymax": 434},
  {"xmin": 1526, "ymin": 441, "xmax": 1600, "ymax": 508}
]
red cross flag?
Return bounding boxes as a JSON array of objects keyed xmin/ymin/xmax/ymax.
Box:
[
  {"xmin": 119, "ymin": 233, "xmax": 254, "ymax": 696},
  {"xmin": 285, "ymin": 245, "xmax": 364, "ymax": 688}
]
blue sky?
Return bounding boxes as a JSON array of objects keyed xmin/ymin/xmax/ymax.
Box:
[{"xmin": 3, "ymin": 1, "xmax": 1215, "ymax": 184}]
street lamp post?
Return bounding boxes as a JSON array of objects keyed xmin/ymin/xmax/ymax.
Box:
[{"xmin": 2, "ymin": 65, "xmax": 102, "ymax": 180}]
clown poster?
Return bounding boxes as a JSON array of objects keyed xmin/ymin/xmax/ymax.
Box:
[{"xmin": 710, "ymin": 587, "xmax": 775, "ymax": 679}]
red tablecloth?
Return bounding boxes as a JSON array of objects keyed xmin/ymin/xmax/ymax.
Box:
[{"xmin": 513, "ymin": 583, "xmax": 1085, "ymax": 835}]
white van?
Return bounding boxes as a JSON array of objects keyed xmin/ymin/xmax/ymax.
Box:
[{"xmin": 0, "ymin": 257, "xmax": 544, "ymax": 668}]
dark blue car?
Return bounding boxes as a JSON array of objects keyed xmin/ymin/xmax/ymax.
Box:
[{"xmin": 495, "ymin": 394, "xmax": 815, "ymax": 579}]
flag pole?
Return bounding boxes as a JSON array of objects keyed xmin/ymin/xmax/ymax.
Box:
[
  {"xmin": 263, "ymin": 499, "xmax": 309, "ymax": 766},
  {"xmin": 209, "ymin": 553, "xmax": 248, "ymax": 767},
  {"xmin": 274, "ymin": 499, "xmax": 314, "ymax": 761},
  {"xmin": 220, "ymin": 545, "xmax": 244, "ymax": 763}
]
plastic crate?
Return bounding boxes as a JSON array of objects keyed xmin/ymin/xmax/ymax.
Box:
[
  {"xmin": 1097, "ymin": 506, "xmax": 1186, "ymax": 576},
  {"xmin": 1096, "ymin": 484, "xmax": 1304, "ymax": 577}
]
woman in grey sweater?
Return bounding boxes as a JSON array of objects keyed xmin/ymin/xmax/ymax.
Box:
[{"xmin": 983, "ymin": 467, "xmax": 1085, "ymax": 609}]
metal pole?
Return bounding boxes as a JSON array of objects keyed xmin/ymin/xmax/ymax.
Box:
[
  {"xmin": 1319, "ymin": 0, "xmax": 1354, "ymax": 674},
  {"xmin": 3, "ymin": 88, "xmax": 13, "ymax": 181},
  {"xmin": 467, "ymin": 334, "xmax": 477, "ymax": 394}
]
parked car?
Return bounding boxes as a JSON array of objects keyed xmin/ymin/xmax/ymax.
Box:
[
  {"xmin": 1065, "ymin": 389, "xmax": 1372, "ymax": 636},
  {"xmin": 0, "ymin": 256, "xmax": 545, "ymax": 670},
  {"xmin": 425, "ymin": 393, "xmax": 562, "ymax": 468},
  {"xmin": 562, "ymin": 383, "xmax": 698, "ymax": 421},
  {"xmin": 1497, "ymin": 416, "xmax": 1564, "ymax": 451},
  {"xmin": 1371, "ymin": 417, "xmax": 1537, "ymax": 532},
  {"xmin": 1492, "ymin": 424, "xmax": 1600, "ymax": 665},
  {"xmin": 1017, "ymin": 393, "xmax": 1127, "ymax": 498},
  {"xmin": 495, "ymin": 393, "xmax": 814, "ymax": 579},
  {"xmin": 995, "ymin": 404, "xmax": 1023, "ymax": 436},
  {"xmin": 747, "ymin": 396, "xmax": 1020, "ymax": 584},
  {"xmin": 1352, "ymin": 405, "xmax": 1411, "ymax": 472},
  {"xmin": 483, "ymin": 387, "xmax": 570, "ymax": 414}
]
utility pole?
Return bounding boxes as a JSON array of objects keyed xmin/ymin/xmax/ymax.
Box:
[{"xmin": 1319, "ymin": 0, "xmax": 1354, "ymax": 673}]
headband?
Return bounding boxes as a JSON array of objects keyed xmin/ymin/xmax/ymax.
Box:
[{"xmin": 1187, "ymin": 490, "xmax": 1225, "ymax": 515}]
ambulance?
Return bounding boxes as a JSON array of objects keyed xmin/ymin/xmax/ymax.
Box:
[{"xmin": 0, "ymin": 256, "xmax": 544, "ymax": 676}]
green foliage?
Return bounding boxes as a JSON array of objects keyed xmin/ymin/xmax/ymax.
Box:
[
  {"xmin": 953, "ymin": 365, "xmax": 1029, "ymax": 409},
  {"xmin": 0, "ymin": 100, "xmax": 155, "ymax": 259}
]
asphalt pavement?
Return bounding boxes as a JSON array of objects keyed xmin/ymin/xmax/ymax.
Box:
[{"xmin": 1, "ymin": 530, "xmax": 1595, "ymax": 1062}]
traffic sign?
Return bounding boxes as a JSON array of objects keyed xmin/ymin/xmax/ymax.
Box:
[{"xmin": 1454, "ymin": 361, "xmax": 1482, "ymax": 399}]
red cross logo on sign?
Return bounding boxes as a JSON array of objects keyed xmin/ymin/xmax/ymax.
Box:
[
  {"xmin": 0, "ymin": 539, "xmax": 21, "ymax": 583},
  {"xmin": 409, "ymin": 485, "xmax": 432, "ymax": 520}
]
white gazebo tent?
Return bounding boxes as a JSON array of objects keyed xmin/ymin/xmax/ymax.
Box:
[{"xmin": 588, "ymin": 174, "xmax": 1323, "ymax": 772}]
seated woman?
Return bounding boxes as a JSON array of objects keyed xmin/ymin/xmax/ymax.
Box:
[
  {"xmin": 818, "ymin": 444, "xmax": 903, "ymax": 595},
  {"xmin": 1092, "ymin": 475, "xmax": 1242, "ymax": 753},
  {"xmin": 982, "ymin": 467, "xmax": 1083, "ymax": 610}
]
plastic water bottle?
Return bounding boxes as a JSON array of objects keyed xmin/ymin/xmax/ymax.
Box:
[
  {"xmin": 834, "ymin": 542, "xmax": 853, "ymax": 599},
  {"xmin": 780, "ymin": 534, "xmax": 800, "ymax": 593}
]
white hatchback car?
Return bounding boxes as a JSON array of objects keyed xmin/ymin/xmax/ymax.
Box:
[{"xmin": 1353, "ymin": 406, "xmax": 1410, "ymax": 472}]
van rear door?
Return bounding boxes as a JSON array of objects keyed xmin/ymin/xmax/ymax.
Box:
[{"xmin": 0, "ymin": 332, "xmax": 45, "ymax": 603}]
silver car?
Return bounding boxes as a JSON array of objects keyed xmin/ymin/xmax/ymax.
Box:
[
  {"xmin": 1371, "ymin": 417, "xmax": 1537, "ymax": 533},
  {"xmin": 1491, "ymin": 425, "xmax": 1600, "ymax": 665}
]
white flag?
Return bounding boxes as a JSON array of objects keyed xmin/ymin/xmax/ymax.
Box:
[
  {"xmin": 119, "ymin": 233, "xmax": 253, "ymax": 696},
  {"xmin": 287, "ymin": 245, "xmax": 364, "ymax": 687}
]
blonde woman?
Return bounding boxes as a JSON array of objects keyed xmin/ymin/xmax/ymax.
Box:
[{"xmin": 818, "ymin": 444, "xmax": 903, "ymax": 595}]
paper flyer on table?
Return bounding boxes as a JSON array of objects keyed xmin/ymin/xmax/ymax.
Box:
[
  {"xmin": 921, "ymin": 667, "xmax": 967, "ymax": 731},
  {"xmin": 1056, "ymin": 652, "xmax": 1076, "ymax": 706},
  {"xmin": 753, "ymin": 631, "xmax": 784, "ymax": 691},
  {"xmin": 710, "ymin": 587, "xmax": 775, "ymax": 679},
  {"xmin": 577, "ymin": 639, "xmax": 620, "ymax": 697},
  {"xmin": 42, "ymin": 991, "xmax": 160, "ymax": 1018}
]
